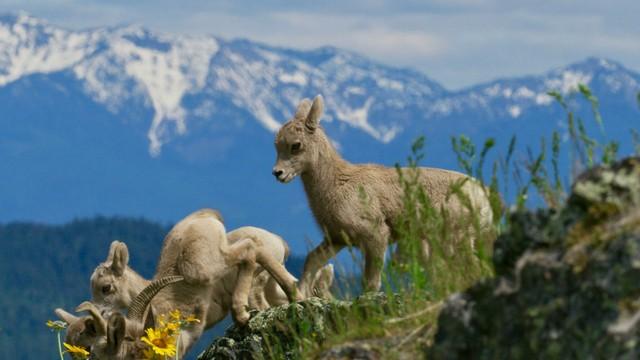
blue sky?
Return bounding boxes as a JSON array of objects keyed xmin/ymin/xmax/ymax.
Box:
[{"xmin": 1, "ymin": 0, "xmax": 638, "ymax": 89}]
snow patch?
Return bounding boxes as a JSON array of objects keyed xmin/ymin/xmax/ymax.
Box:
[
  {"xmin": 535, "ymin": 93, "xmax": 552, "ymax": 105},
  {"xmin": 345, "ymin": 86, "xmax": 366, "ymax": 96},
  {"xmin": 375, "ymin": 77, "xmax": 404, "ymax": 91},
  {"xmin": 279, "ymin": 71, "xmax": 307, "ymax": 86},
  {"xmin": 0, "ymin": 19, "xmax": 97, "ymax": 86},
  {"xmin": 514, "ymin": 87, "xmax": 535, "ymax": 99},
  {"xmin": 599, "ymin": 59, "xmax": 616, "ymax": 70},
  {"xmin": 545, "ymin": 71, "xmax": 592, "ymax": 94},
  {"xmin": 106, "ymin": 35, "xmax": 218, "ymax": 155},
  {"xmin": 508, "ymin": 105, "xmax": 521, "ymax": 118},
  {"xmin": 332, "ymin": 97, "xmax": 399, "ymax": 143},
  {"xmin": 484, "ymin": 84, "xmax": 501, "ymax": 97}
]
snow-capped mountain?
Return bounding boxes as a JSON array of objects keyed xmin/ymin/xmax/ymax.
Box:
[
  {"xmin": 0, "ymin": 13, "xmax": 445, "ymax": 155},
  {"xmin": 1, "ymin": 13, "xmax": 639, "ymax": 254},
  {"xmin": 437, "ymin": 57, "xmax": 640, "ymax": 120}
]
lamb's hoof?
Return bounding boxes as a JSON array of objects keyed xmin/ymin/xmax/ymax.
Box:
[
  {"xmin": 290, "ymin": 285, "xmax": 305, "ymax": 302},
  {"xmin": 234, "ymin": 311, "xmax": 251, "ymax": 326}
]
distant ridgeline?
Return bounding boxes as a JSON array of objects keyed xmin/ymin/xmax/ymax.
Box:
[{"xmin": 0, "ymin": 216, "xmax": 305, "ymax": 360}]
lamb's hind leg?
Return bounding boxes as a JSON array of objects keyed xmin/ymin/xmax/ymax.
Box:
[
  {"xmin": 232, "ymin": 260, "xmax": 258, "ymax": 324},
  {"xmin": 256, "ymin": 249, "xmax": 303, "ymax": 302},
  {"xmin": 248, "ymin": 271, "xmax": 271, "ymax": 310},
  {"xmin": 299, "ymin": 240, "xmax": 344, "ymax": 298},
  {"xmin": 225, "ymin": 237, "xmax": 302, "ymax": 302}
]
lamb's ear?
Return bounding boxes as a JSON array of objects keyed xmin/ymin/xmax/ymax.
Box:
[
  {"xmin": 304, "ymin": 95, "xmax": 324, "ymax": 133},
  {"xmin": 294, "ymin": 98, "xmax": 312, "ymax": 120},
  {"xmin": 55, "ymin": 308, "xmax": 79, "ymax": 324},
  {"xmin": 106, "ymin": 313, "xmax": 126, "ymax": 355},
  {"xmin": 111, "ymin": 242, "xmax": 129, "ymax": 276},
  {"xmin": 106, "ymin": 240, "xmax": 121, "ymax": 261}
]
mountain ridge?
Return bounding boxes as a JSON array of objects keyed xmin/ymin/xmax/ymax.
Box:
[
  {"xmin": 1, "ymin": 12, "xmax": 639, "ymax": 256},
  {"xmin": 2, "ymin": 13, "xmax": 638, "ymax": 155}
]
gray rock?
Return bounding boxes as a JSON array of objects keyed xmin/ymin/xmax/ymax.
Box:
[{"xmin": 428, "ymin": 157, "xmax": 640, "ymax": 359}]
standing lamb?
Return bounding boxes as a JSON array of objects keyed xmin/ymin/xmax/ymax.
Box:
[{"xmin": 272, "ymin": 95, "xmax": 494, "ymax": 296}]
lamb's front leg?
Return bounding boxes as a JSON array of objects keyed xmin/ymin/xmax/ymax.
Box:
[
  {"xmin": 232, "ymin": 260, "xmax": 258, "ymax": 324},
  {"xmin": 362, "ymin": 227, "xmax": 390, "ymax": 292}
]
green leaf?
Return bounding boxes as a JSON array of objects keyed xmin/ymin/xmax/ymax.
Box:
[
  {"xmin": 547, "ymin": 90, "xmax": 566, "ymax": 109},
  {"xmin": 578, "ymin": 83, "xmax": 604, "ymax": 132}
]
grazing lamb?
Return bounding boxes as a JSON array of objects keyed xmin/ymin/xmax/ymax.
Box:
[
  {"xmin": 272, "ymin": 95, "xmax": 494, "ymax": 296},
  {"xmin": 90, "ymin": 224, "xmax": 333, "ymax": 312},
  {"xmin": 54, "ymin": 302, "xmax": 109, "ymax": 351},
  {"xmin": 91, "ymin": 226, "xmax": 290, "ymax": 312},
  {"xmin": 83, "ymin": 208, "xmax": 303, "ymax": 358}
]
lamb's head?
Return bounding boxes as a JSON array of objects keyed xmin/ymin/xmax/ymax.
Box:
[
  {"xmin": 90, "ymin": 276, "xmax": 185, "ymax": 359},
  {"xmin": 54, "ymin": 302, "xmax": 108, "ymax": 352},
  {"xmin": 91, "ymin": 240, "xmax": 137, "ymax": 309},
  {"xmin": 89, "ymin": 312, "xmax": 145, "ymax": 360},
  {"xmin": 273, "ymin": 95, "xmax": 325, "ymax": 183}
]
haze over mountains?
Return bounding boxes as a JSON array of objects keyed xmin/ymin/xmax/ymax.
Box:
[{"xmin": 1, "ymin": 13, "xmax": 639, "ymax": 253}]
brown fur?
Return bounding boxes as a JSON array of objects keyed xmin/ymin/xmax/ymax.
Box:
[
  {"xmin": 273, "ymin": 95, "xmax": 494, "ymax": 295},
  {"xmin": 55, "ymin": 307, "xmax": 106, "ymax": 351},
  {"xmin": 88, "ymin": 209, "xmax": 304, "ymax": 359},
  {"xmin": 89, "ymin": 225, "xmax": 305, "ymax": 314}
]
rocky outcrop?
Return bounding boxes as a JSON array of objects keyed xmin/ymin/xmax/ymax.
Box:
[
  {"xmin": 429, "ymin": 157, "xmax": 640, "ymax": 359},
  {"xmin": 197, "ymin": 297, "xmax": 347, "ymax": 360},
  {"xmin": 197, "ymin": 292, "xmax": 417, "ymax": 360}
]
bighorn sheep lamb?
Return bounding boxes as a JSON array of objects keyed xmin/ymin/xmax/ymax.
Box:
[
  {"xmin": 272, "ymin": 95, "xmax": 494, "ymax": 296},
  {"xmin": 59, "ymin": 216, "xmax": 334, "ymax": 355},
  {"xmin": 54, "ymin": 302, "xmax": 109, "ymax": 351},
  {"xmin": 84, "ymin": 208, "xmax": 303, "ymax": 358},
  {"xmin": 91, "ymin": 226, "xmax": 294, "ymax": 312}
]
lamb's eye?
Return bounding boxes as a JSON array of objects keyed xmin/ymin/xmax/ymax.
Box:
[
  {"xmin": 291, "ymin": 142, "xmax": 301, "ymax": 153},
  {"xmin": 102, "ymin": 285, "xmax": 112, "ymax": 294}
]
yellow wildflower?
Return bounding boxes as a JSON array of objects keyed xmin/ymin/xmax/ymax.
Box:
[
  {"xmin": 46, "ymin": 320, "xmax": 67, "ymax": 331},
  {"xmin": 142, "ymin": 347, "xmax": 159, "ymax": 360},
  {"xmin": 156, "ymin": 314, "xmax": 168, "ymax": 328},
  {"xmin": 169, "ymin": 309, "xmax": 182, "ymax": 321},
  {"xmin": 163, "ymin": 320, "xmax": 180, "ymax": 334},
  {"xmin": 63, "ymin": 343, "xmax": 90, "ymax": 359},
  {"xmin": 184, "ymin": 314, "xmax": 201, "ymax": 324},
  {"xmin": 141, "ymin": 327, "xmax": 177, "ymax": 357}
]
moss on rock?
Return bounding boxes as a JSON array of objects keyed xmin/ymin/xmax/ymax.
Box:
[
  {"xmin": 428, "ymin": 157, "xmax": 640, "ymax": 359},
  {"xmin": 197, "ymin": 297, "xmax": 350, "ymax": 360}
]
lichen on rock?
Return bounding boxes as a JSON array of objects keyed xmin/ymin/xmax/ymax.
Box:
[
  {"xmin": 197, "ymin": 293, "xmax": 412, "ymax": 360},
  {"xmin": 197, "ymin": 297, "xmax": 351, "ymax": 360},
  {"xmin": 428, "ymin": 157, "xmax": 640, "ymax": 359}
]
